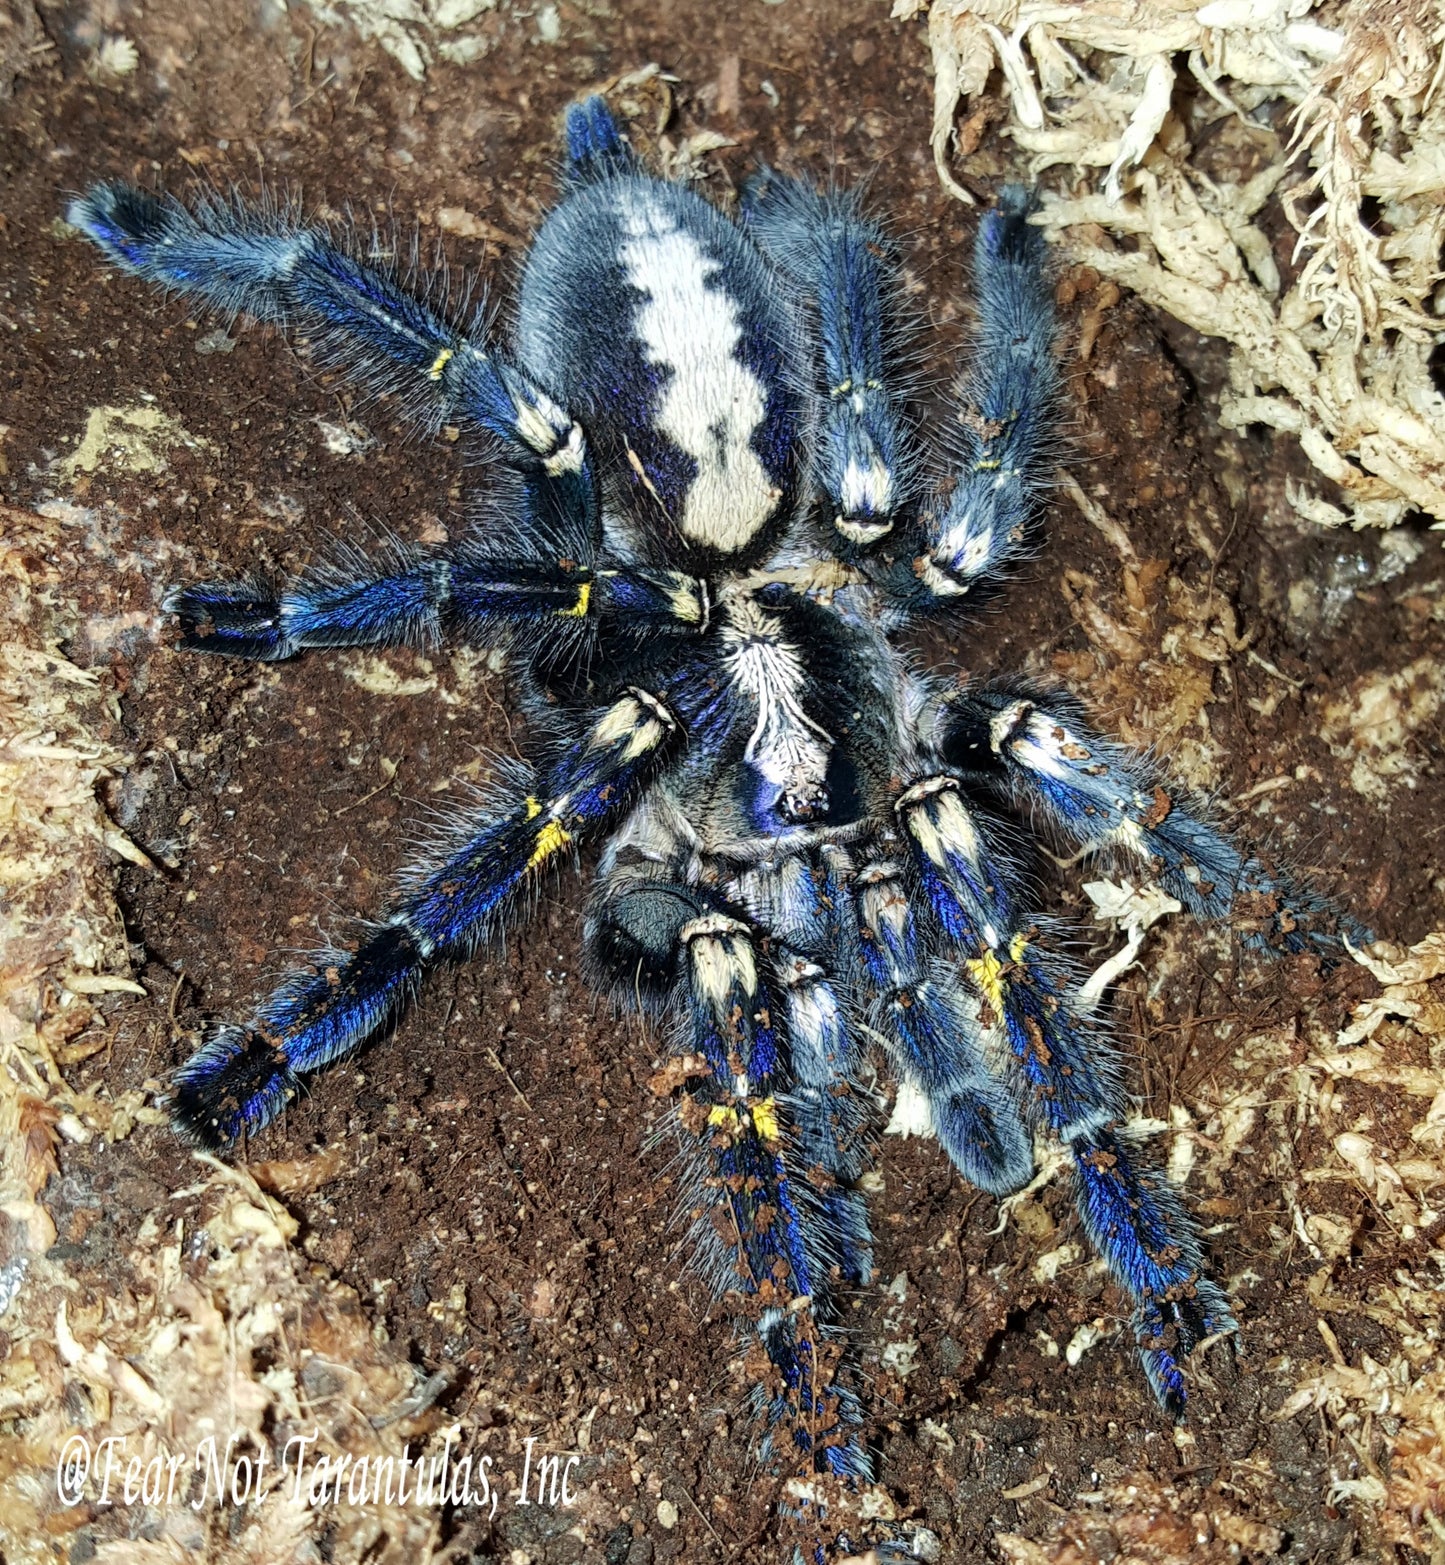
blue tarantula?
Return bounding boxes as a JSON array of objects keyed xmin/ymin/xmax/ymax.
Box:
[{"xmin": 71, "ymin": 97, "xmax": 1353, "ymax": 1552}]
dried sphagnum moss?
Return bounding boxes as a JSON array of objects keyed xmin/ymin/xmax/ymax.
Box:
[
  {"xmin": 0, "ymin": 509, "xmax": 446, "ymax": 1564},
  {"xmin": 898, "ymin": 7, "xmax": 1445, "ymax": 1552},
  {"xmin": 900, "ymin": 0, "xmax": 1445, "ymax": 531},
  {"xmin": 1286, "ymin": 932, "xmax": 1445, "ymax": 1554}
]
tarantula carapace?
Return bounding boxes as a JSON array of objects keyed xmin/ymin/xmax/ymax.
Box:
[{"xmin": 70, "ymin": 96, "xmax": 1353, "ymax": 1556}]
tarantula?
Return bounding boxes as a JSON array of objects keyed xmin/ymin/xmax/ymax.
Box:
[{"xmin": 70, "ymin": 97, "xmax": 1353, "ymax": 1554}]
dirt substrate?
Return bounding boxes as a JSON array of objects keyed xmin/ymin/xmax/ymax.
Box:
[{"xmin": 2, "ymin": 2, "xmax": 1443, "ymax": 1562}]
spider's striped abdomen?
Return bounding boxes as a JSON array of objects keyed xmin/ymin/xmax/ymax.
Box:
[{"xmin": 515, "ymin": 176, "xmax": 804, "ymax": 566}]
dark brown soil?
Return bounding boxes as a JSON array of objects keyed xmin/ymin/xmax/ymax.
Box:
[{"xmin": 5, "ymin": 1, "xmax": 1442, "ymax": 1561}]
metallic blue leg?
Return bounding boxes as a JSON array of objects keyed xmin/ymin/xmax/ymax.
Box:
[
  {"xmin": 562, "ymin": 95, "xmax": 639, "ymax": 182},
  {"xmin": 1073, "ymin": 1124, "xmax": 1234, "ymax": 1416},
  {"xmin": 167, "ymin": 549, "xmax": 708, "ymax": 660},
  {"xmin": 741, "ymin": 172, "xmax": 918, "ymax": 550},
  {"xmin": 893, "ymin": 771, "xmax": 1236, "ymax": 1416},
  {"xmin": 588, "ymin": 841, "xmax": 875, "ymax": 1499},
  {"xmin": 898, "ymin": 188, "xmax": 1058, "ymax": 610},
  {"xmin": 172, "ymin": 689, "xmax": 677, "ymax": 1146},
  {"xmin": 935, "ymin": 686, "xmax": 1371, "ymax": 953},
  {"xmin": 673, "ymin": 912, "xmax": 872, "ymax": 1484},
  {"xmin": 853, "ymin": 857, "xmax": 1033, "ymax": 1195},
  {"xmin": 67, "ymin": 182, "xmax": 593, "ymax": 479}
]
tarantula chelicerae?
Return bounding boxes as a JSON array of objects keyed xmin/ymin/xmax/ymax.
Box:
[{"xmin": 71, "ymin": 97, "xmax": 1356, "ymax": 1553}]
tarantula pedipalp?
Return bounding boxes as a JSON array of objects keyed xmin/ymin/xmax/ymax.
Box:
[{"xmin": 69, "ymin": 96, "xmax": 1355, "ymax": 1553}]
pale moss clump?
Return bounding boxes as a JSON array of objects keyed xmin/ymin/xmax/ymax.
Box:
[{"xmin": 901, "ymin": 0, "xmax": 1445, "ymax": 531}]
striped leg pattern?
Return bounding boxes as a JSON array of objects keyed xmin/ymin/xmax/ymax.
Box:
[
  {"xmin": 172, "ymin": 688, "xmax": 677, "ymax": 1147},
  {"xmin": 168, "ymin": 548, "xmax": 709, "ymax": 662},
  {"xmin": 853, "ymin": 854, "xmax": 1033, "ymax": 1196},
  {"xmin": 893, "ymin": 773, "xmax": 1234, "ymax": 1415},
  {"xmin": 904, "ymin": 188, "xmax": 1059, "ymax": 610},
  {"xmin": 588, "ymin": 838, "xmax": 877, "ymax": 1519},
  {"xmin": 66, "ymin": 178, "xmax": 631, "ymax": 668},
  {"xmin": 66, "ymin": 184, "xmax": 590, "ymax": 468},
  {"xmin": 678, "ymin": 912, "xmax": 870, "ymax": 1484},
  {"xmin": 740, "ymin": 172, "xmax": 919, "ymax": 551},
  {"xmin": 934, "ymin": 686, "xmax": 1370, "ymax": 955}
]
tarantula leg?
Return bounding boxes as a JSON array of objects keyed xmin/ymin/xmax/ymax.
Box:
[
  {"xmin": 66, "ymin": 183, "xmax": 593, "ymax": 481},
  {"xmin": 975, "ymin": 989, "xmax": 1232, "ymax": 1416},
  {"xmin": 588, "ymin": 849, "xmax": 874, "ymax": 1490},
  {"xmin": 740, "ymin": 173, "xmax": 917, "ymax": 550},
  {"xmin": 936, "ymin": 687, "xmax": 1370, "ymax": 953},
  {"xmin": 775, "ymin": 952, "xmax": 874, "ymax": 1284},
  {"xmin": 443, "ymin": 558, "xmax": 709, "ymax": 649},
  {"xmin": 894, "ymin": 774, "xmax": 1119, "ymax": 1133},
  {"xmin": 168, "ymin": 548, "xmax": 708, "ymax": 660},
  {"xmin": 894, "ymin": 772, "xmax": 1122, "ymax": 1134},
  {"xmin": 171, "ymin": 688, "xmax": 678, "ymax": 1148},
  {"xmin": 893, "ymin": 772, "xmax": 1235, "ymax": 1414},
  {"xmin": 675, "ymin": 913, "xmax": 872, "ymax": 1482},
  {"xmin": 736, "ymin": 847, "xmax": 876, "ymax": 1287},
  {"xmin": 166, "ymin": 549, "xmax": 449, "ymax": 660},
  {"xmin": 900, "ymin": 188, "xmax": 1058, "ymax": 610},
  {"xmin": 1071, "ymin": 1122, "xmax": 1236, "ymax": 1417},
  {"xmin": 853, "ymin": 858, "xmax": 1032, "ymax": 1195},
  {"xmin": 562, "ymin": 95, "xmax": 640, "ymax": 182},
  {"xmin": 893, "ymin": 774, "xmax": 1019, "ymax": 949},
  {"xmin": 975, "ymin": 941, "xmax": 1237, "ymax": 1407}
]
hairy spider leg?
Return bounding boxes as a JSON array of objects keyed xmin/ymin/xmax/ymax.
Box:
[
  {"xmin": 936, "ymin": 687, "xmax": 1371, "ymax": 955},
  {"xmin": 66, "ymin": 183, "xmax": 585, "ymax": 461},
  {"xmin": 730, "ymin": 847, "xmax": 875, "ymax": 1290},
  {"xmin": 682, "ymin": 914, "xmax": 872, "ymax": 1479},
  {"xmin": 741, "ymin": 173, "xmax": 919, "ymax": 552},
  {"xmin": 66, "ymin": 175, "xmax": 636, "ymax": 669},
  {"xmin": 899, "ymin": 188, "xmax": 1059, "ymax": 611},
  {"xmin": 170, "ymin": 689, "xmax": 678, "ymax": 1148},
  {"xmin": 167, "ymin": 543, "xmax": 709, "ymax": 663},
  {"xmin": 632, "ymin": 902, "xmax": 874, "ymax": 1482},
  {"xmin": 852, "ymin": 854, "xmax": 1034, "ymax": 1194},
  {"xmin": 562, "ymin": 94, "xmax": 641, "ymax": 182},
  {"xmin": 587, "ymin": 827, "xmax": 875, "ymax": 1493},
  {"xmin": 894, "ymin": 772, "xmax": 1234, "ymax": 1416},
  {"xmin": 66, "ymin": 181, "xmax": 596, "ymax": 508},
  {"xmin": 70, "ymin": 166, "xmax": 710, "ymax": 666}
]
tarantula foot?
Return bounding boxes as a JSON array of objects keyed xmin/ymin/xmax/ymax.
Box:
[
  {"xmin": 170, "ymin": 1024, "xmax": 298, "ymax": 1148},
  {"xmin": 1234, "ymin": 854, "xmax": 1374, "ymax": 962},
  {"xmin": 166, "ymin": 577, "xmax": 294, "ymax": 660},
  {"xmin": 1137, "ymin": 1284, "xmax": 1238, "ymax": 1421}
]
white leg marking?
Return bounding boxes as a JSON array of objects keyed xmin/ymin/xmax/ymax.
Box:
[{"xmin": 839, "ymin": 445, "xmax": 894, "ymax": 517}]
